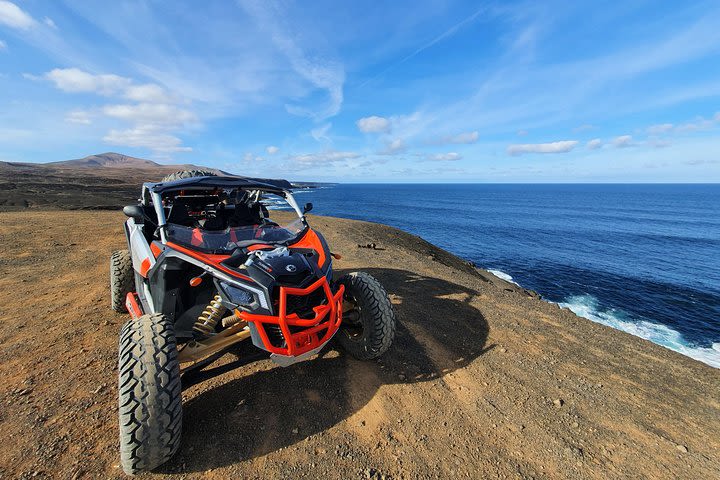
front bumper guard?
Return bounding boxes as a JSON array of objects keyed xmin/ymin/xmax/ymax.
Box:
[{"xmin": 237, "ymin": 276, "xmax": 344, "ymax": 362}]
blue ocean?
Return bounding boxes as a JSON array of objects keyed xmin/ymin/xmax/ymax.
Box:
[{"xmin": 291, "ymin": 184, "xmax": 720, "ymax": 368}]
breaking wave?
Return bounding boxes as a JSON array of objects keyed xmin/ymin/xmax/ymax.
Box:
[
  {"xmin": 488, "ymin": 269, "xmax": 520, "ymax": 285},
  {"xmin": 559, "ymin": 295, "xmax": 720, "ymax": 369}
]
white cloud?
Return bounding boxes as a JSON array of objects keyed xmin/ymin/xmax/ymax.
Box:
[
  {"xmin": 40, "ymin": 67, "xmax": 195, "ymax": 155},
  {"xmin": 102, "ymin": 103, "xmax": 196, "ymax": 127},
  {"xmin": 517, "ymin": 129, "xmax": 528, "ymax": 136},
  {"xmin": 43, "ymin": 17, "xmax": 56, "ymax": 29},
  {"xmin": 647, "ymin": 123, "xmax": 673, "ymax": 134},
  {"xmin": 573, "ymin": 124, "xmax": 596, "ymax": 132},
  {"xmin": 289, "ymin": 150, "xmax": 361, "ymax": 167},
  {"xmin": 124, "ymin": 83, "xmax": 172, "ymax": 103},
  {"xmin": 266, "ymin": 145, "xmax": 279, "ymax": 155},
  {"xmin": 311, "ymin": 123, "xmax": 332, "ymax": 142},
  {"xmin": 439, "ymin": 131, "xmax": 478, "ymax": 144},
  {"xmin": 425, "ymin": 152, "xmax": 462, "ymax": 161},
  {"xmin": 612, "ymin": 135, "xmax": 633, "ymax": 148},
  {"xmin": 715, "ymin": 112, "xmax": 720, "ymax": 122},
  {"xmin": 587, "ymin": 139, "xmax": 602, "ymax": 150},
  {"xmin": 357, "ymin": 116, "xmax": 391, "ymax": 133},
  {"xmin": 0, "ymin": 39, "xmax": 6, "ymax": 50},
  {"xmin": 676, "ymin": 117, "xmax": 715, "ymax": 132},
  {"xmin": 242, "ymin": 152, "xmax": 263, "ymax": 163},
  {"xmin": 45, "ymin": 68, "xmax": 131, "ymax": 95},
  {"xmin": 0, "ymin": 1, "xmax": 36, "ymax": 30},
  {"xmin": 508, "ymin": 140, "xmax": 579, "ymax": 156},
  {"xmin": 65, "ymin": 110, "xmax": 92, "ymax": 125},
  {"xmin": 103, "ymin": 126, "xmax": 192, "ymax": 153},
  {"xmin": 379, "ymin": 138, "xmax": 406, "ymax": 155},
  {"xmin": 43, "ymin": 68, "xmax": 173, "ymax": 103}
]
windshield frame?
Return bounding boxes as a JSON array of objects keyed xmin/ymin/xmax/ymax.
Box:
[{"xmin": 147, "ymin": 184, "xmax": 307, "ymax": 245}]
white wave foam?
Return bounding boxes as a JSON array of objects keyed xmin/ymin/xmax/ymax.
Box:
[
  {"xmin": 559, "ymin": 295, "xmax": 720, "ymax": 369},
  {"xmin": 488, "ymin": 269, "xmax": 519, "ymax": 285}
]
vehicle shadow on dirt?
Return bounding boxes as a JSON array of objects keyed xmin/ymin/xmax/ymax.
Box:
[{"xmin": 162, "ymin": 267, "xmax": 492, "ymax": 474}]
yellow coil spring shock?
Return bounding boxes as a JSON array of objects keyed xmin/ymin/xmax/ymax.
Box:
[{"xmin": 193, "ymin": 294, "xmax": 227, "ymax": 337}]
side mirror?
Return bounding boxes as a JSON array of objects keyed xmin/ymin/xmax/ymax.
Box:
[
  {"xmin": 123, "ymin": 205, "xmax": 145, "ymax": 222},
  {"xmin": 303, "ymin": 202, "xmax": 313, "ymax": 214}
]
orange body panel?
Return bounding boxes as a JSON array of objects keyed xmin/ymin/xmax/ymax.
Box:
[
  {"xmin": 150, "ymin": 241, "xmax": 163, "ymax": 258},
  {"xmin": 139, "ymin": 257, "xmax": 152, "ymax": 277},
  {"xmin": 125, "ymin": 292, "xmax": 143, "ymax": 320},
  {"xmin": 289, "ymin": 229, "xmax": 327, "ymax": 268},
  {"xmin": 247, "ymin": 244, "xmax": 273, "ymax": 251}
]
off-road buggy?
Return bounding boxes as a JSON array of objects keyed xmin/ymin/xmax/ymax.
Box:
[{"xmin": 110, "ymin": 171, "xmax": 396, "ymax": 474}]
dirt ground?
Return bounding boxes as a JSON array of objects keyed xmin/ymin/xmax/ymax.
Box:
[{"xmin": 0, "ymin": 211, "xmax": 718, "ymax": 479}]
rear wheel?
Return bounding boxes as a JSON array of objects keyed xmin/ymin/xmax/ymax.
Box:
[
  {"xmin": 110, "ymin": 250, "xmax": 133, "ymax": 312},
  {"xmin": 336, "ymin": 272, "xmax": 396, "ymax": 360},
  {"xmin": 118, "ymin": 313, "xmax": 182, "ymax": 475}
]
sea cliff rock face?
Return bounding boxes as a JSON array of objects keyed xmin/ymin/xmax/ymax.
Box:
[{"xmin": 0, "ymin": 210, "xmax": 717, "ymax": 479}]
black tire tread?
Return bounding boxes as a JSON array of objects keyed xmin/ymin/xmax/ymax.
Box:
[
  {"xmin": 118, "ymin": 313, "xmax": 182, "ymax": 474},
  {"xmin": 337, "ymin": 272, "xmax": 396, "ymax": 360},
  {"xmin": 161, "ymin": 170, "xmax": 217, "ymax": 182},
  {"xmin": 110, "ymin": 250, "xmax": 134, "ymax": 313}
]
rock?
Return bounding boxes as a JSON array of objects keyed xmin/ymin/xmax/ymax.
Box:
[
  {"xmin": 553, "ymin": 399, "xmax": 564, "ymax": 408},
  {"xmin": 499, "ymin": 348, "xmax": 507, "ymax": 353},
  {"xmin": 398, "ymin": 373, "xmax": 406, "ymax": 381},
  {"xmin": 676, "ymin": 444, "xmax": 688, "ymax": 453},
  {"xmin": 565, "ymin": 446, "xmax": 584, "ymax": 458}
]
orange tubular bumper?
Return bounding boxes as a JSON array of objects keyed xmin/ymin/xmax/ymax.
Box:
[{"xmin": 237, "ymin": 277, "xmax": 344, "ymax": 357}]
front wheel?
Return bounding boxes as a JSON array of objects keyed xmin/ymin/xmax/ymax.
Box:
[
  {"xmin": 336, "ymin": 272, "xmax": 396, "ymax": 360},
  {"xmin": 118, "ymin": 313, "xmax": 182, "ymax": 474}
]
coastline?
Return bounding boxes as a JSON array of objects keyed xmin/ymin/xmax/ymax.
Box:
[{"xmin": 482, "ymin": 267, "xmax": 720, "ymax": 369}]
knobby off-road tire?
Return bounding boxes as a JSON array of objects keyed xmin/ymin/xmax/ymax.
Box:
[
  {"xmin": 118, "ymin": 313, "xmax": 182, "ymax": 475},
  {"xmin": 336, "ymin": 272, "xmax": 396, "ymax": 360},
  {"xmin": 110, "ymin": 250, "xmax": 134, "ymax": 313},
  {"xmin": 161, "ymin": 170, "xmax": 217, "ymax": 182}
]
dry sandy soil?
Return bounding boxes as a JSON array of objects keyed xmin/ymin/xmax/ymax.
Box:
[{"xmin": 0, "ymin": 211, "xmax": 718, "ymax": 479}]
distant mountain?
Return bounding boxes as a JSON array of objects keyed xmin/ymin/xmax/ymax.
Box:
[
  {"xmin": 0, "ymin": 152, "xmax": 283, "ymax": 210},
  {"xmin": 0, "ymin": 152, "xmax": 211, "ymax": 173},
  {"xmin": 47, "ymin": 152, "xmax": 164, "ymax": 169}
]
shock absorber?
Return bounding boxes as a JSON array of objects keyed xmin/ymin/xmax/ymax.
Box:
[{"xmin": 193, "ymin": 294, "xmax": 227, "ymax": 337}]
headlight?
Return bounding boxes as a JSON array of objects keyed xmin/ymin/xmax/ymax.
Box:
[{"xmin": 220, "ymin": 282, "xmax": 255, "ymax": 306}]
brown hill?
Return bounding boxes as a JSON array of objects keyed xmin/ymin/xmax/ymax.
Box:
[
  {"xmin": 0, "ymin": 152, "xmax": 224, "ymax": 210},
  {"xmin": 46, "ymin": 152, "xmax": 166, "ymax": 169}
]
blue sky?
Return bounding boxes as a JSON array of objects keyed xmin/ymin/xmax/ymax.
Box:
[{"xmin": 1, "ymin": 0, "xmax": 719, "ymax": 182}]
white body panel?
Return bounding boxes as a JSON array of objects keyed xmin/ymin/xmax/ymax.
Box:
[{"xmin": 127, "ymin": 219, "xmax": 156, "ymax": 274}]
